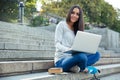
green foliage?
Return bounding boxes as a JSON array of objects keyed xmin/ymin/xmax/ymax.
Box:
[
  {"xmin": 100, "ymin": 2, "xmax": 117, "ymax": 27},
  {"xmin": 43, "ymin": 17, "xmax": 49, "ymax": 26},
  {"xmin": 42, "ymin": 0, "xmax": 83, "ymax": 17},
  {"xmin": 116, "ymin": 9, "xmax": 120, "ymax": 20},
  {"xmin": 0, "ymin": 0, "xmax": 18, "ymax": 22},
  {"xmin": 0, "ymin": 0, "xmax": 120, "ymax": 32},
  {"xmin": 31, "ymin": 15, "xmax": 49, "ymax": 27},
  {"xmin": 25, "ymin": 0, "xmax": 36, "ymax": 20},
  {"xmin": 81, "ymin": 0, "xmax": 102, "ymax": 24},
  {"xmin": 0, "ymin": 0, "xmax": 36, "ymax": 23},
  {"xmin": 31, "ymin": 15, "xmax": 44, "ymax": 26},
  {"xmin": 111, "ymin": 19, "xmax": 120, "ymax": 32},
  {"xmin": 42, "ymin": 0, "xmax": 120, "ymax": 32},
  {"xmin": 85, "ymin": 24, "xmax": 90, "ymax": 30}
]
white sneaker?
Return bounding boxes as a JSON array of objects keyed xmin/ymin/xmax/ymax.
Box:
[{"xmin": 70, "ymin": 65, "xmax": 80, "ymax": 73}]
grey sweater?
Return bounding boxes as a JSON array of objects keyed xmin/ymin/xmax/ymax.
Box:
[{"xmin": 54, "ymin": 21, "xmax": 75, "ymax": 63}]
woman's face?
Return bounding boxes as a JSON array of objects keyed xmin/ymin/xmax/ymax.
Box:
[{"xmin": 70, "ymin": 8, "xmax": 80, "ymax": 23}]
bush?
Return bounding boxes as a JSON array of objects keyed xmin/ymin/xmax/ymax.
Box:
[
  {"xmin": 30, "ymin": 15, "xmax": 50, "ymax": 27},
  {"xmin": 31, "ymin": 15, "xmax": 44, "ymax": 26}
]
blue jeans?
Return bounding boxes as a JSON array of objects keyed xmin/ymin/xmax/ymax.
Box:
[{"xmin": 55, "ymin": 52, "xmax": 100, "ymax": 72}]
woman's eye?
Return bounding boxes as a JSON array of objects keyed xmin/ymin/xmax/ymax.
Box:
[
  {"xmin": 71, "ymin": 11, "xmax": 79, "ymax": 16},
  {"xmin": 71, "ymin": 12, "xmax": 75, "ymax": 14},
  {"xmin": 76, "ymin": 13, "xmax": 80, "ymax": 16}
]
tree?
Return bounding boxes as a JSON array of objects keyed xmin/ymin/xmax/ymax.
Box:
[
  {"xmin": 100, "ymin": 2, "xmax": 117, "ymax": 28},
  {"xmin": 116, "ymin": 9, "xmax": 120, "ymax": 20},
  {"xmin": 1, "ymin": 0, "xmax": 120, "ymax": 32},
  {"xmin": 0, "ymin": 0, "xmax": 18, "ymax": 22},
  {"xmin": 24, "ymin": 0, "xmax": 36, "ymax": 20},
  {"xmin": 0, "ymin": 0, "xmax": 36, "ymax": 23},
  {"xmin": 81, "ymin": 0, "xmax": 101, "ymax": 24},
  {"xmin": 42, "ymin": 0, "xmax": 83, "ymax": 17}
]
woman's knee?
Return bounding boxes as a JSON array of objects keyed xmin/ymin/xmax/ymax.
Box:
[
  {"xmin": 95, "ymin": 52, "xmax": 100, "ymax": 61},
  {"xmin": 77, "ymin": 53, "xmax": 88, "ymax": 62}
]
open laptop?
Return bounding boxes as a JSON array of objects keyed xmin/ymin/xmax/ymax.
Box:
[{"xmin": 64, "ymin": 31, "xmax": 102, "ymax": 54}]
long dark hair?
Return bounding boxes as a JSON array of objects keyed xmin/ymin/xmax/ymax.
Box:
[{"xmin": 66, "ymin": 5, "xmax": 84, "ymax": 35}]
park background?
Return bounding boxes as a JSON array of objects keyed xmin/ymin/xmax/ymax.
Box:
[
  {"xmin": 0, "ymin": 0, "xmax": 120, "ymax": 80},
  {"xmin": 0, "ymin": 0, "xmax": 120, "ymax": 32}
]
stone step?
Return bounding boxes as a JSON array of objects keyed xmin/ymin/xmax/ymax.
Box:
[
  {"xmin": 0, "ymin": 30, "xmax": 54, "ymax": 42},
  {"xmin": 0, "ymin": 37, "xmax": 54, "ymax": 46},
  {"xmin": 0, "ymin": 49, "xmax": 120, "ymax": 61},
  {"xmin": 0, "ymin": 22, "xmax": 54, "ymax": 41},
  {"xmin": 0, "ymin": 60, "xmax": 54, "ymax": 77},
  {"xmin": 1, "ymin": 38, "xmax": 116, "ymax": 54},
  {"xmin": 100, "ymin": 53, "xmax": 120, "ymax": 58},
  {"xmin": 100, "ymin": 50, "xmax": 115, "ymax": 54},
  {"xmin": 108, "ymin": 48, "xmax": 120, "ymax": 53},
  {"xmin": 98, "ymin": 48, "xmax": 115, "ymax": 54},
  {"xmin": 1, "ymin": 39, "xmax": 115, "ymax": 52},
  {"xmin": 0, "ymin": 28, "xmax": 52, "ymax": 36},
  {"xmin": 0, "ymin": 42, "xmax": 55, "ymax": 50},
  {"xmin": 0, "ymin": 21, "xmax": 54, "ymax": 35},
  {"xmin": 95, "ymin": 58, "xmax": 120, "ymax": 65},
  {"xmin": 0, "ymin": 32, "xmax": 54, "ymax": 41},
  {"xmin": 0, "ymin": 50, "xmax": 54, "ymax": 61},
  {"xmin": 0, "ymin": 64, "xmax": 120, "ymax": 80},
  {"xmin": 100, "ymin": 73, "xmax": 120, "ymax": 80},
  {"xmin": 0, "ymin": 57, "xmax": 120, "ymax": 76}
]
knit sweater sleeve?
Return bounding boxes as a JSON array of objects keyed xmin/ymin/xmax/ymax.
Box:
[{"xmin": 55, "ymin": 22, "xmax": 69, "ymax": 52}]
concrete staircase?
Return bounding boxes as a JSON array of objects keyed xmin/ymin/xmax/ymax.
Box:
[
  {"xmin": 0, "ymin": 21, "xmax": 120, "ymax": 80},
  {"xmin": 0, "ymin": 21, "xmax": 55, "ymax": 61}
]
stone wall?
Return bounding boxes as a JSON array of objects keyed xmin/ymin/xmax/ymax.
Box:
[{"xmin": 86, "ymin": 28, "xmax": 120, "ymax": 52}]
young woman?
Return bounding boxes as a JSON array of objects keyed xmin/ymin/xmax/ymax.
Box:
[{"xmin": 54, "ymin": 5, "xmax": 100, "ymax": 73}]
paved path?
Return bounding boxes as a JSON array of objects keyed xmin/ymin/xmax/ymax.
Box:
[
  {"xmin": 100, "ymin": 73, "xmax": 120, "ymax": 80},
  {"xmin": 0, "ymin": 72, "xmax": 120, "ymax": 80}
]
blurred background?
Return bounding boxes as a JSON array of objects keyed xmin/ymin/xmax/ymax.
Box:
[{"xmin": 0, "ymin": 0, "xmax": 120, "ymax": 32}]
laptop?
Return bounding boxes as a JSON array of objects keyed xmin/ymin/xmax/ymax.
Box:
[{"xmin": 64, "ymin": 31, "xmax": 102, "ymax": 54}]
